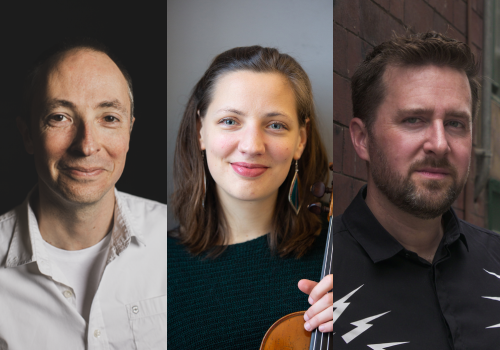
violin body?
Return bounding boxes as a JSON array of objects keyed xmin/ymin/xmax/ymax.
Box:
[
  {"xmin": 260, "ymin": 312, "xmax": 311, "ymax": 350},
  {"xmin": 260, "ymin": 164, "xmax": 334, "ymax": 350}
]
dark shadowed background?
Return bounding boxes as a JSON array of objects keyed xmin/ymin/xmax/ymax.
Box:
[{"xmin": 0, "ymin": 5, "xmax": 166, "ymax": 215}]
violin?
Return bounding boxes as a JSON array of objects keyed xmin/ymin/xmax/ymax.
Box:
[{"xmin": 260, "ymin": 164, "xmax": 334, "ymax": 350}]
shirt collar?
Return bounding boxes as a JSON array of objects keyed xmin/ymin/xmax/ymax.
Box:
[
  {"xmin": 6, "ymin": 187, "xmax": 144, "ymax": 269},
  {"xmin": 342, "ymin": 185, "xmax": 468, "ymax": 263}
]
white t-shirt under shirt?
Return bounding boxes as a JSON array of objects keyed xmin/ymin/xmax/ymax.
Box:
[
  {"xmin": 43, "ymin": 232, "xmax": 111, "ymax": 323},
  {"xmin": 1, "ymin": 189, "xmax": 168, "ymax": 349}
]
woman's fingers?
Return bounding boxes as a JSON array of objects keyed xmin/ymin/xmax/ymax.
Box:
[
  {"xmin": 298, "ymin": 279, "xmax": 317, "ymax": 296},
  {"xmin": 308, "ymin": 274, "xmax": 333, "ymax": 305},
  {"xmin": 299, "ymin": 275, "xmax": 333, "ymax": 332},
  {"xmin": 303, "ymin": 291, "xmax": 333, "ymax": 332}
]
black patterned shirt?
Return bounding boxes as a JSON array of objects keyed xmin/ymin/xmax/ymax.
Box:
[{"xmin": 331, "ymin": 186, "xmax": 500, "ymax": 349}]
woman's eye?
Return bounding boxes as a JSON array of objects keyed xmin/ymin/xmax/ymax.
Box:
[
  {"xmin": 269, "ymin": 122, "xmax": 285, "ymax": 130},
  {"xmin": 221, "ymin": 118, "xmax": 237, "ymax": 126}
]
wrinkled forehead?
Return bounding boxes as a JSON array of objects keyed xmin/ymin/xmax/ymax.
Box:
[
  {"xmin": 48, "ymin": 49, "xmax": 128, "ymax": 93},
  {"xmin": 382, "ymin": 64, "xmax": 472, "ymax": 109},
  {"xmin": 31, "ymin": 49, "xmax": 131, "ymax": 116}
]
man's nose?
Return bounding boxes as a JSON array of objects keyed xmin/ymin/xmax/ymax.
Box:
[
  {"xmin": 237, "ymin": 125, "xmax": 265, "ymax": 155},
  {"xmin": 423, "ymin": 120, "xmax": 450, "ymax": 157},
  {"xmin": 70, "ymin": 120, "xmax": 101, "ymax": 156}
]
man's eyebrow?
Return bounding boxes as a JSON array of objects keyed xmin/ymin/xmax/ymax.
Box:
[
  {"xmin": 445, "ymin": 110, "xmax": 472, "ymax": 120},
  {"xmin": 44, "ymin": 99, "xmax": 76, "ymax": 112},
  {"xmin": 95, "ymin": 99, "xmax": 128, "ymax": 114},
  {"xmin": 397, "ymin": 108, "xmax": 471, "ymax": 120},
  {"xmin": 215, "ymin": 107, "xmax": 290, "ymax": 118},
  {"xmin": 397, "ymin": 108, "xmax": 433, "ymax": 117}
]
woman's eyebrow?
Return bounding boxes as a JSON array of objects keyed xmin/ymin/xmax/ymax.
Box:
[
  {"xmin": 215, "ymin": 107, "xmax": 246, "ymax": 116},
  {"xmin": 215, "ymin": 107, "xmax": 290, "ymax": 119}
]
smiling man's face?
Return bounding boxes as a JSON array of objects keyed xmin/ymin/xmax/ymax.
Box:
[
  {"xmin": 367, "ymin": 64, "xmax": 473, "ymax": 219},
  {"xmin": 22, "ymin": 49, "xmax": 134, "ymax": 205}
]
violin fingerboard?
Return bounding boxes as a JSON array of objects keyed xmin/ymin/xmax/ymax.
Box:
[{"xmin": 309, "ymin": 214, "xmax": 334, "ymax": 350}]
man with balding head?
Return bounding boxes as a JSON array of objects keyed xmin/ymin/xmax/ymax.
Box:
[{"xmin": 0, "ymin": 39, "xmax": 167, "ymax": 349}]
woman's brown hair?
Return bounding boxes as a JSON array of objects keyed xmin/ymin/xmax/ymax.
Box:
[{"xmin": 171, "ymin": 46, "xmax": 329, "ymax": 258}]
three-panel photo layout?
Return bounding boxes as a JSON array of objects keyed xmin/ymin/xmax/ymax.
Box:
[{"xmin": 1, "ymin": 0, "xmax": 500, "ymax": 349}]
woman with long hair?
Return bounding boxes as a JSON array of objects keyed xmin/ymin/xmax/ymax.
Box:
[{"xmin": 168, "ymin": 46, "xmax": 333, "ymax": 349}]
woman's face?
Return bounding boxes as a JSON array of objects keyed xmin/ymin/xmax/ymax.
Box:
[{"xmin": 199, "ymin": 71, "xmax": 307, "ymax": 204}]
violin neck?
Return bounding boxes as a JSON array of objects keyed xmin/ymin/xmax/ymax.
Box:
[{"xmin": 309, "ymin": 215, "xmax": 334, "ymax": 350}]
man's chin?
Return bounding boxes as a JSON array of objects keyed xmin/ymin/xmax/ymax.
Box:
[
  {"xmin": 402, "ymin": 185, "xmax": 459, "ymax": 219},
  {"xmin": 52, "ymin": 183, "xmax": 114, "ymax": 206}
]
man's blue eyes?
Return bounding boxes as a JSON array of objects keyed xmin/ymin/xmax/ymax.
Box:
[
  {"xmin": 448, "ymin": 121, "xmax": 463, "ymax": 128},
  {"xmin": 404, "ymin": 118, "xmax": 463, "ymax": 128}
]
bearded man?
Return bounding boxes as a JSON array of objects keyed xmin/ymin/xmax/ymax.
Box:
[{"xmin": 330, "ymin": 32, "xmax": 500, "ymax": 349}]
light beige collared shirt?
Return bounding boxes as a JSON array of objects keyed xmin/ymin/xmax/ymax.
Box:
[{"xmin": 0, "ymin": 189, "xmax": 168, "ymax": 350}]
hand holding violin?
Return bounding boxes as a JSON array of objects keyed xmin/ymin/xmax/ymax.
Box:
[{"xmin": 298, "ymin": 274, "xmax": 333, "ymax": 333}]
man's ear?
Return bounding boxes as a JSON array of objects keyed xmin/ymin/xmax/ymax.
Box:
[
  {"xmin": 197, "ymin": 110, "xmax": 206, "ymax": 151},
  {"xmin": 130, "ymin": 116, "xmax": 135, "ymax": 133},
  {"xmin": 17, "ymin": 116, "xmax": 34, "ymax": 155},
  {"xmin": 349, "ymin": 117, "xmax": 370, "ymax": 162}
]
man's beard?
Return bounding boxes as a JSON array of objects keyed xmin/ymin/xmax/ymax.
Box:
[{"xmin": 369, "ymin": 139, "xmax": 469, "ymax": 220}]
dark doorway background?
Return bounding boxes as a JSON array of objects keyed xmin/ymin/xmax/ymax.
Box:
[{"xmin": 0, "ymin": 6, "xmax": 166, "ymax": 215}]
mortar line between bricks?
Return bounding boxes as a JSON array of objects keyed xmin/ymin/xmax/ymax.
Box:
[
  {"xmin": 367, "ymin": 0, "xmax": 408, "ymax": 30},
  {"xmin": 333, "ymin": 69, "xmax": 350, "ymax": 81},
  {"xmin": 334, "ymin": 20, "xmax": 375, "ymax": 49},
  {"xmin": 422, "ymin": 0, "xmax": 483, "ymax": 21},
  {"xmin": 333, "ymin": 120, "xmax": 348, "ymax": 128},
  {"xmin": 366, "ymin": 0, "xmax": 467, "ymax": 39},
  {"xmin": 421, "ymin": 0, "xmax": 468, "ymax": 37},
  {"xmin": 331, "ymin": 170, "xmax": 367, "ymax": 184}
]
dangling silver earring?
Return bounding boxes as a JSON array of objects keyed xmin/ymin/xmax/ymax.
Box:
[
  {"xmin": 202, "ymin": 151, "xmax": 206, "ymax": 207},
  {"xmin": 288, "ymin": 159, "xmax": 301, "ymax": 215}
]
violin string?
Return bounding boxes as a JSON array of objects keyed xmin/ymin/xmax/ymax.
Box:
[{"xmin": 312, "ymin": 214, "xmax": 334, "ymax": 350}]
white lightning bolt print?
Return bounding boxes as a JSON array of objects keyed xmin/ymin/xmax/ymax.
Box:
[
  {"xmin": 342, "ymin": 311, "xmax": 390, "ymax": 343},
  {"xmin": 367, "ymin": 342, "xmax": 409, "ymax": 350},
  {"xmin": 484, "ymin": 269, "xmax": 500, "ymax": 279},
  {"xmin": 482, "ymin": 269, "xmax": 500, "ymax": 328},
  {"xmin": 332, "ymin": 285, "xmax": 364, "ymax": 324},
  {"xmin": 482, "ymin": 297, "xmax": 500, "ymax": 328}
]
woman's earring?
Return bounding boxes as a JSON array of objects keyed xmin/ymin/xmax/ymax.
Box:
[
  {"xmin": 288, "ymin": 159, "xmax": 301, "ymax": 215},
  {"xmin": 202, "ymin": 151, "xmax": 206, "ymax": 207}
]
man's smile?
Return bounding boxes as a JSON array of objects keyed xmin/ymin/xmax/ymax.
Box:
[{"xmin": 60, "ymin": 165, "xmax": 107, "ymax": 178}]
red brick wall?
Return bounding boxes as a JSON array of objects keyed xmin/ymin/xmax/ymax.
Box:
[{"xmin": 333, "ymin": 0, "xmax": 487, "ymax": 226}]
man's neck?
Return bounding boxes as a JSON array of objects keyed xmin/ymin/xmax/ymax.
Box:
[
  {"xmin": 217, "ymin": 187, "xmax": 277, "ymax": 245},
  {"xmin": 33, "ymin": 184, "xmax": 116, "ymax": 251},
  {"xmin": 365, "ymin": 184, "xmax": 444, "ymax": 263}
]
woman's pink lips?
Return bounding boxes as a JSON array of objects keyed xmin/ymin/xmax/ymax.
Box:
[{"xmin": 231, "ymin": 163, "xmax": 269, "ymax": 178}]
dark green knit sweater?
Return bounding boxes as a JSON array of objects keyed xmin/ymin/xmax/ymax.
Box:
[{"xmin": 167, "ymin": 229, "xmax": 327, "ymax": 349}]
